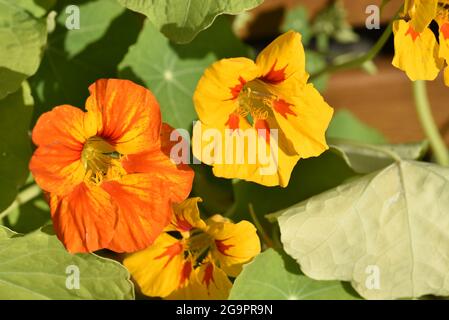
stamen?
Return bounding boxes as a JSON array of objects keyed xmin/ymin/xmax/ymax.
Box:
[
  {"xmin": 81, "ymin": 136, "xmax": 125, "ymax": 183},
  {"xmin": 237, "ymin": 80, "xmax": 278, "ymax": 122}
]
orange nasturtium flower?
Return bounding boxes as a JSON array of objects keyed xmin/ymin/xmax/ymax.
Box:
[
  {"xmin": 124, "ymin": 198, "xmax": 261, "ymax": 299},
  {"xmin": 392, "ymin": 0, "xmax": 449, "ymax": 85},
  {"xmin": 29, "ymin": 79, "xmax": 194, "ymax": 253},
  {"xmin": 192, "ymin": 31, "xmax": 334, "ymax": 188}
]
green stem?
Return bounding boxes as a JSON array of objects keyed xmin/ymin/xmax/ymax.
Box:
[
  {"xmin": 0, "ymin": 184, "xmax": 42, "ymax": 220},
  {"xmin": 310, "ymin": 6, "xmax": 401, "ymax": 81},
  {"xmin": 248, "ymin": 203, "xmax": 274, "ymax": 248},
  {"xmin": 413, "ymin": 81, "xmax": 449, "ymax": 166}
]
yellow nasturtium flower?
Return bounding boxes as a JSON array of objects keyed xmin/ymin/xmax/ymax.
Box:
[
  {"xmin": 192, "ymin": 31, "xmax": 333, "ymax": 187},
  {"xmin": 393, "ymin": 0, "xmax": 449, "ymax": 85},
  {"xmin": 123, "ymin": 198, "xmax": 261, "ymax": 299}
]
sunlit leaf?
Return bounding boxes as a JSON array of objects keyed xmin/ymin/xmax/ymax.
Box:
[
  {"xmin": 0, "ymin": 0, "xmax": 47, "ymax": 99},
  {"xmin": 278, "ymin": 160, "xmax": 449, "ymax": 299},
  {"xmin": 117, "ymin": 0, "xmax": 263, "ymax": 43},
  {"xmin": 330, "ymin": 140, "xmax": 429, "ymax": 174},
  {"xmin": 0, "ymin": 225, "xmax": 134, "ymax": 299}
]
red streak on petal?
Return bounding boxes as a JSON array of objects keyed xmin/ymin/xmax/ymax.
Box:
[
  {"xmin": 441, "ymin": 23, "xmax": 449, "ymax": 40},
  {"xmin": 225, "ymin": 113, "xmax": 240, "ymax": 131},
  {"xmin": 273, "ymin": 99, "xmax": 296, "ymax": 119},
  {"xmin": 202, "ymin": 263, "xmax": 215, "ymax": 290},
  {"xmin": 215, "ymin": 238, "xmax": 235, "ymax": 257},
  {"xmin": 406, "ymin": 26, "xmax": 420, "ymax": 41},
  {"xmin": 261, "ymin": 60, "xmax": 287, "ymax": 84},
  {"xmin": 155, "ymin": 241, "xmax": 183, "ymax": 267},
  {"xmin": 174, "ymin": 218, "xmax": 193, "ymax": 232},
  {"xmin": 179, "ymin": 260, "xmax": 192, "ymax": 287},
  {"xmin": 254, "ymin": 119, "xmax": 271, "ymax": 145},
  {"xmin": 230, "ymin": 76, "xmax": 246, "ymax": 100}
]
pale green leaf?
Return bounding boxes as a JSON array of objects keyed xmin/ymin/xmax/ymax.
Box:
[
  {"xmin": 119, "ymin": 17, "xmax": 251, "ymax": 130},
  {"xmin": 0, "ymin": 225, "xmax": 134, "ymax": 299},
  {"xmin": 330, "ymin": 140, "xmax": 429, "ymax": 173},
  {"xmin": 0, "ymin": 0, "xmax": 47, "ymax": 99},
  {"xmin": 229, "ymin": 249, "xmax": 360, "ymax": 300},
  {"xmin": 14, "ymin": 0, "xmax": 56, "ymax": 17},
  {"xmin": 278, "ymin": 160, "xmax": 449, "ymax": 299},
  {"xmin": 117, "ymin": 0, "xmax": 263, "ymax": 43}
]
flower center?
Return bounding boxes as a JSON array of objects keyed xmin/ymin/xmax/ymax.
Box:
[
  {"xmin": 237, "ymin": 79, "xmax": 277, "ymax": 122},
  {"xmin": 187, "ymin": 229, "xmax": 213, "ymax": 261},
  {"xmin": 81, "ymin": 136, "xmax": 124, "ymax": 183}
]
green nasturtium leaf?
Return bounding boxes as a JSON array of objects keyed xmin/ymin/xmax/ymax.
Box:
[
  {"xmin": 29, "ymin": 0, "xmax": 142, "ymax": 120},
  {"xmin": 327, "ymin": 110, "xmax": 388, "ymax": 144},
  {"xmin": 0, "ymin": 225, "xmax": 135, "ymax": 299},
  {"xmin": 278, "ymin": 160, "xmax": 449, "ymax": 300},
  {"xmin": 14, "ymin": 0, "xmax": 56, "ymax": 17},
  {"xmin": 229, "ymin": 249, "xmax": 360, "ymax": 300},
  {"xmin": 117, "ymin": 0, "xmax": 263, "ymax": 43},
  {"xmin": 0, "ymin": 84, "xmax": 33, "ymax": 212},
  {"xmin": 330, "ymin": 140, "xmax": 429, "ymax": 174},
  {"xmin": 0, "ymin": 0, "xmax": 47, "ymax": 99},
  {"xmin": 119, "ymin": 17, "xmax": 251, "ymax": 131},
  {"xmin": 305, "ymin": 50, "xmax": 328, "ymax": 93}
]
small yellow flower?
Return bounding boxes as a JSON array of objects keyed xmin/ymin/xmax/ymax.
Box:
[
  {"xmin": 192, "ymin": 31, "xmax": 333, "ymax": 187},
  {"xmin": 123, "ymin": 198, "xmax": 261, "ymax": 299},
  {"xmin": 392, "ymin": 0, "xmax": 449, "ymax": 84}
]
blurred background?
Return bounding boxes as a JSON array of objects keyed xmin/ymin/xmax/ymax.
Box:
[{"xmin": 236, "ymin": 0, "xmax": 449, "ymax": 145}]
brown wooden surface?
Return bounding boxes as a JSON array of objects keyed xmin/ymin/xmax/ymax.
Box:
[{"xmin": 323, "ymin": 58, "xmax": 449, "ymax": 144}]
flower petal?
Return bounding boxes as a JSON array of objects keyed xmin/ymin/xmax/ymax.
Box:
[
  {"xmin": 30, "ymin": 105, "xmax": 95, "ymax": 195},
  {"xmin": 256, "ymin": 31, "xmax": 308, "ymax": 87},
  {"xmin": 207, "ymin": 218, "xmax": 261, "ymax": 275},
  {"xmin": 192, "ymin": 121, "xmax": 300, "ymax": 187},
  {"xmin": 167, "ymin": 262, "xmax": 232, "ymax": 300},
  {"xmin": 270, "ymin": 83, "xmax": 333, "ymax": 158},
  {"xmin": 392, "ymin": 20, "xmax": 443, "ymax": 81},
  {"xmin": 193, "ymin": 58, "xmax": 260, "ymax": 127},
  {"xmin": 49, "ymin": 182, "xmax": 117, "ymax": 253},
  {"xmin": 410, "ymin": 0, "xmax": 438, "ymax": 32},
  {"xmin": 85, "ymin": 79, "xmax": 162, "ymax": 155},
  {"xmin": 121, "ymin": 123, "xmax": 194, "ymax": 204},
  {"xmin": 167, "ymin": 197, "xmax": 207, "ymax": 233},
  {"xmin": 102, "ymin": 173, "xmax": 173, "ymax": 252},
  {"xmin": 123, "ymin": 233, "xmax": 185, "ymax": 298}
]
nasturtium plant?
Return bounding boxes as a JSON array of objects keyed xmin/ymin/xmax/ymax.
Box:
[
  {"xmin": 117, "ymin": 0, "xmax": 264, "ymax": 43},
  {"xmin": 0, "ymin": 226, "xmax": 134, "ymax": 300},
  {"xmin": 278, "ymin": 160, "xmax": 449, "ymax": 299},
  {"xmin": 230, "ymin": 249, "xmax": 360, "ymax": 300},
  {"xmin": 0, "ymin": 0, "xmax": 47, "ymax": 99},
  {"xmin": 1, "ymin": 0, "xmax": 449, "ymax": 302}
]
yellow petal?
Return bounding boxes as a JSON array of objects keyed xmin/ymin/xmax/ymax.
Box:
[
  {"xmin": 268, "ymin": 83, "xmax": 333, "ymax": 159},
  {"xmin": 392, "ymin": 20, "xmax": 443, "ymax": 81},
  {"xmin": 167, "ymin": 262, "xmax": 232, "ymax": 300},
  {"xmin": 123, "ymin": 233, "xmax": 185, "ymax": 298},
  {"xmin": 193, "ymin": 58, "xmax": 260, "ymax": 127},
  {"xmin": 166, "ymin": 197, "xmax": 207, "ymax": 233},
  {"xmin": 410, "ymin": 0, "xmax": 438, "ymax": 32},
  {"xmin": 256, "ymin": 31, "xmax": 308, "ymax": 87},
  {"xmin": 439, "ymin": 23, "xmax": 449, "ymax": 61},
  {"xmin": 207, "ymin": 218, "xmax": 261, "ymax": 275},
  {"xmin": 192, "ymin": 121, "xmax": 300, "ymax": 187}
]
